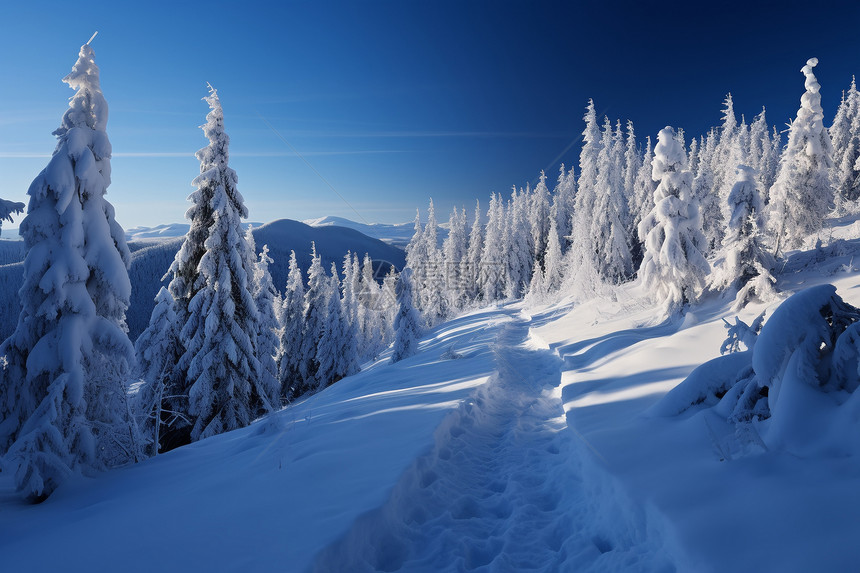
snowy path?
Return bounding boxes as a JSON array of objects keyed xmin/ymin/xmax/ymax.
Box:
[{"xmin": 312, "ymin": 314, "xmax": 673, "ymax": 572}]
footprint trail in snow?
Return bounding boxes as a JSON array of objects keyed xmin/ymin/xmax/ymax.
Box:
[{"xmin": 313, "ymin": 316, "xmax": 674, "ymax": 572}]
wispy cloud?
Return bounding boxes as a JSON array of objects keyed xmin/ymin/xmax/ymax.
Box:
[{"xmin": 0, "ymin": 150, "xmax": 408, "ymax": 159}]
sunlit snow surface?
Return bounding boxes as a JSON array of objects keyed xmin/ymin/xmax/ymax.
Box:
[{"xmin": 4, "ymin": 219, "xmax": 860, "ymax": 571}]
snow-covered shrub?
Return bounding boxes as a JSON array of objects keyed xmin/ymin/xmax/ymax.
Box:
[{"xmin": 657, "ymin": 284, "xmax": 860, "ymax": 456}]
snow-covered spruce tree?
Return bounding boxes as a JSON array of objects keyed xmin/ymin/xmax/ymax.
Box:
[
  {"xmin": 543, "ymin": 218, "xmax": 564, "ymax": 294},
  {"xmin": 638, "ymin": 127, "xmax": 709, "ymax": 314},
  {"xmin": 405, "ymin": 209, "xmax": 428, "ymax": 315},
  {"xmin": 629, "ymin": 136, "xmax": 656, "ymax": 268},
  {"xmin": 357, "ymin": 253, "xmax": 385, "ymax": 359},
  {"xmin": 380, "ymin": 266, "xmax": 399, "ymax": 347},
  {"xmin": 442, "ymin": 206, "xmax": 468, "ymax": 313},
  {"xmin": 563, "ymin": 101, "xmax": 604, "ymax": 296},
  {"xmin": 590, "ymin": 117, "xmax": 632, "ymax": 283},
  {"xmin": 529, "ymin": 171, "xmax": 551, "ymax": 264},
  {"xmin": 479, "ymin": 193, "xmax": 507, "ymax": 302},
  {"xmin": 253, "ymin": 245, "xmax": 282, "ymax": 410},
  {"xmin": 0, "ymin": 41, "xmax": 139, "ymax": 500},
  {"xmin": 297, "ymin": 243, "xmax": 327, "ymax": 395},
  {"xmin": 340, "ymin": 250, "xmax": 358, "ymax": 330},
  {"xmin": 525, "ymin": 258, "xmax": 547, "ymax": 303},
  {"xmin": 172, "ymin": 86, "xmax": 268, "ymax": 444},
  {"xmin": 694, "ymin": 130, "xmax": 720, "ymax": 252},
  {"xmin": 622, "ymin": 120, "xmax": 639, "ymax": 241},
  {"xmin": 550, "ymin": 164, "xmax": 576, "ymax": 253},
  {"xmin": 748, "ymin": 108, "xmax": 779, "ymax": 200},
  {"xmin": 421, "ymin": 198, "xmax": 446, "ymax": 325},
  {"xmin": 460, "ymin": 200, "xmax": 483, "ymax": 304},
  {"xmin": 768, "ymin": 58, "xmax": 835, "ymax": 256},
  {"xmin": 830, "ymin": 77, "xmax": 860, "ymax": 208},
  {"xmin": 316, "ymin": 263, "xmax": 359, "ymax": 390},
  {"xmin": 391, "ymin": 268, "xmax": 422, "ymax": 363},
  {"xmin": 711, "ymin": 165, "xmax": 777, "ymax": 309},
  {"xmin": 133, "ymin": 287, "xmax": 178, "ymax": 456},
  {"xmin": 276, "ymin": 250, "xmax": 305, "ymax": 400},
  {"xmin": 505, "ymin": 186, "xmax": 534, "ymax": 299}
]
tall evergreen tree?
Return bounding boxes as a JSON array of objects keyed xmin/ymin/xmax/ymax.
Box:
[
  {"xmin": 711, "ymin": 165, "xmax": 777, "ymax": 309},
  {"xmin": 172, "ymin": 86, "xmax": 266, "ymax": 443},
  {"xmin": 591, "ymin": 117, "xmax": 632, "ymax": 283},
  {"xmin": 461, "ymin": 200, "xmax": 484, "ymax": 303},
  {"xmin": 0, "ymin": 41, "xmax": 138, "ymax": 499},
  {"xmin": 442, "ymin": 206, "xmax": 468, "ymax": 313},
  {"xmin": 630, "ymin": 136, "xmax": 656, "ymax": 268},
  {"xmin": 830, "ymin": 77, "xmax": 860, "ymax": 208},
  {"xmin": 252, "ymin": 245, "xmax": 282, "ymax": 412},
  {"xmin": 298, "ymin": 243, "xmax": 327, "ymax": 395},
  {"xmin": 550, "ymin": 164, "xmax": 576, "ymax": 253},
  {"xmin": 391, "ymin": 268, "xmax": 422, "ymax": 363},
  {"xmin": 768, "ymin": 58, "xmax": 835, "ymax": 255},
  {"xmin": 316, "ymin": 264, "xmax": 359, "ymax": 389},
  {"xmin": 276, "ymin": 250, "xmax": 305, "ymax": 400},
  {"xmin": 479, "ymin": 193, "xmax": 507, "ymax": 301},
  {"xmin": 505, "ymin": 186, "xmax": 534, "ymax": 299},
  {"xmin": 529, "ymin": 171, "xmax": 552, "ymax": 264},
  {"xmin": 638, "ymin": 127, "xmax": 709, "ymax": 314}
]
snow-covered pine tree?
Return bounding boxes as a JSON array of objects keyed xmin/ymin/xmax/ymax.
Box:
[
  {"xmin": 711, "ymin": 165, "xmax": 777, "ymax": 309},
  {"xmin": 629, "ymin": 136, "xmax": 656, "ymax": 268},
  {"xmin": 405, "ymin": 209, "xmax": 428, "ymax": 315},
  {"xmin": 391, "ymin": 268, "xmax": 422, "ymax": 363},
  {"xmin": 276, "ymin": 250, "xmax": 305, "ymax": 400},
  {"xmin": 380, "ymin": 266, "xmax": 399, "ymax": 347},
  {"xmin": 830, "ymin": 77, "xmax": 860, "ymax": 208},
  {"xmin": 0, "ymin": 41, "xmax": 138, "ymax": 500},
  {"xmin": 461, "ymin": 200, "xmax": 483, "ymax": 304},
  {"xmin": 133, "ymin": 287, "xmax": 179, "ymax": 456},
  {"xmin": 525, "ymin": 257, "xmax": 546, "ymax": 303},
  {"xmin": 622, "ymin": 120, "xmax": 639, "ymax": 241},
  {"xmin": 591, "ymin": 117, "xmax": 632, "ymax": 283},
  {"xmin": 505, "ymin": 186, "xmax": 534, "ymax": 299},
  {"xmin": 550, "ymin": 164, "xmax": 576, "ymax": 253},
  {"xmin": 543, "ymin": 218, "xmax": 564, "ymax": 294},
  {"xmin": 442, "ymin": 206, "xmax": 468, "ymax": 313},
  {"xmin": 748, "ymin": 108, "xmax": 779, "ymax": 200},
  {"xmin": 340, "ymin": 251, "xmax": 357, "ymax": 329},
  {"xmin": 563, "ymin": 101, "xmax": 604, "ymax": 295},
  {"xmin": 297, "ymin": 243, "xmax": 327, "ymax": 395},
  {"xmin": 696, "ymin": 129, "xmax": 721, "ymax": 252},
  {"xmin": 357, "ymin": 253, "xmax": 385, "ymax": 359},
  {"xmin": 478, "ymin": 193, "xmax": 507, "ymax": 302},
  {"xmin": 422, "ymin": 198, "xmax": 446, "ymax": 324},
  {"xmin": 316, "ymin": 263, "xmax": 359, "ymax": 390},
  {"xmin": 529, "ymin": 171, "xmax": 551, "ymax": 264},
  {"xmin": 172, "ymin": 85, "xmax": 266, "ymax": 443},
  {"xmin": 638, "ymin": 127, "xmax": 709, "ymax": 314},
  {"xmin": 252, "ymin": 244, "xmax": 282, "ymax": 412},
  {"xmin": 768, "ymin": 58, "xmax": 835, "ymax": 256}
]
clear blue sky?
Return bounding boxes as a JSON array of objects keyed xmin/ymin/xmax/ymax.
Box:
[{"xmin": 2, "ymin": 0, "xmax": 860, "ymax": 229}]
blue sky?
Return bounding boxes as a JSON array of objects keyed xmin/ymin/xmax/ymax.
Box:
[{"xmin": 2, "ymin": 0, "xmax": 860, "ymax": 228}]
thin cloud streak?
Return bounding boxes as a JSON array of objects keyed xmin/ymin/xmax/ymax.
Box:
[{"xmin": 0, "ymin": 150, "xmax": 408, "ymax": 159}]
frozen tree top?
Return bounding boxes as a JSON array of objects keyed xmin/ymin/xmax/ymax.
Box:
[
  {"xmin": 55, "ymin": 40, "xmax": 108, "ymax": 135},
  {"xmin": 196, "ymin": 84, "xmax": 230, "ymax": 170}
]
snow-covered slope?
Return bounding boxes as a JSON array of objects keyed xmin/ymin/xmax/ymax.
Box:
[
  {"xmin": 3, "ymin": 226, "xmax": 860, "ymax": 571},
  {"xmin": 304, "ymin": 215, "xmax": 448, "ymax": 249}
]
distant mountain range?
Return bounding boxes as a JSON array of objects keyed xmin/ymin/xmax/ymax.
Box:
[
  {"xmin": 303, "ymin": 215, "xmax": 448, "ymax": 249},
  {"xmin": 0, "ymin": 218, "xmax": 405, "ymax": 342}
]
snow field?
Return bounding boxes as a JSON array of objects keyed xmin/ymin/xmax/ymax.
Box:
[
  {"xmin": 314, "ymin": 311, "xmax": 673, "ymax": 572},
  {"xmin": 0, "ymin": 308, "xmax": 508, "ymax": 571}
]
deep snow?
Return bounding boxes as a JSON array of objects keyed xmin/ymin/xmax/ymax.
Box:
[{"xmin": 3, "ymin": 223, "xmax": 860, "ymax": 571}]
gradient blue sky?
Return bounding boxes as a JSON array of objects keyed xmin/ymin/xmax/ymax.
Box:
[{"xmin": 2, "ymin": 0, "xmax": 860, "ymax": 229}]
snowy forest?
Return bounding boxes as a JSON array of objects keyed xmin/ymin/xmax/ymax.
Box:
[{"xmin": 2, "ymin": 37, "xmax": 860, "ymax": 569}]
